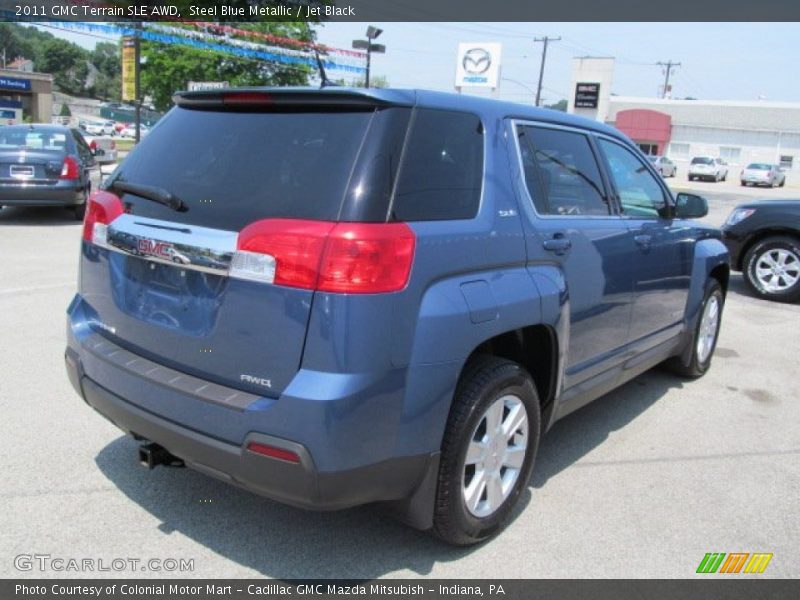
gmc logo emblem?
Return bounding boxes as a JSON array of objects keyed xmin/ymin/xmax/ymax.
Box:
[{"xmin": 137, "ymin": 239, "xmax": 172, "ymax": 258}]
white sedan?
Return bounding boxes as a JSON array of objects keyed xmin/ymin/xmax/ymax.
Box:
[
  {"xmin": 688, "ymin": 156, "xmax": 729, "ymax": 182},
  {"xmin": 120, "ymin": 124, "xmax": 150, "ymax": 139}
]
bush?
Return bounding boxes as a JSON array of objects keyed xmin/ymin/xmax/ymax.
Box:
[{"xmin": 59, "ymin": 103, "xmax": 72, "ymax": 117}]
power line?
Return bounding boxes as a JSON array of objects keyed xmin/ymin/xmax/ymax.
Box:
[{"xmin": 533, "ymin": 36, "xmax": 560, "ymax": 106}]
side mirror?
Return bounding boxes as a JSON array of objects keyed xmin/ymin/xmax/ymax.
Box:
[{"xmin": 674, "ymin": 192, "xmax": 708, "ymax": 219}]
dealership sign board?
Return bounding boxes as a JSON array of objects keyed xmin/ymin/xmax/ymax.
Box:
[
  {"xmin": 575, "ymin": 82, "xmax": 601, "ymax": 108},
  {"xmin": 121, "ymin": 36, "xmax": 136, "ymax": 102},
  {"xmin": 455, "ymin": 43, "xmax": 502, "ymax": 88}
]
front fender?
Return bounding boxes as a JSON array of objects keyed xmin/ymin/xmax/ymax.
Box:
[{"xmin": 678, "ymin": 236, "xmax": 729, "ymax": 364}]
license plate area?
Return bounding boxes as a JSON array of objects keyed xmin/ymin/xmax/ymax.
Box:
[
  {"xmin": 109, "ymin": 253, "xmax": 226, "ymax": 336},
  {"xmin": 10, "ymin": 165, "xmax": 34, "ymax": 179}
]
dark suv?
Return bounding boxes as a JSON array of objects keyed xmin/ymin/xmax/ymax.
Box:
[{"xmin": 65, "ymin": 88, "xmax": 729, "ymax": 545}]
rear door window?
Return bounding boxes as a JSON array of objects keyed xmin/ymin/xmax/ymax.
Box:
[
  {"xmin": 391, "ymin": 109, "xmax": 483, "ymax": 221},
  {"xmin": 517, "ymin": 125, "xmax": 610, "ymax": 216},
  {"xmin": 108, "ymin": 107, "xmax": 378, "ymax": 231}
]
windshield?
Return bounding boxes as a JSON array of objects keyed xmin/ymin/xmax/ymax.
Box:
[
  {"xmin": 108, "ymin": 106, "xmax": 377, "ymax": 230},
  {"xmin": 0, "ymin": 126, "xmax": 69, "ymax": 152},
  {"xmin": 691, "ymin": 157, "xmax": 713, "ymax": 165},
  {"xmin": 747, "ymin": 163, "xmax": 772, "ymax": 170}
]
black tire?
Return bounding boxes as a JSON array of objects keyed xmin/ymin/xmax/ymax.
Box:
[
  {"xmin": 667, "ymin": 279, "xmax": 724, "ymax": 378},
  {"xmin": 780, "ymin": 178, "xmax": 786, "ymax": 187},
  {"xmin": 432, "ymin": 356, "xmax": 541, "ymax": 546},
  {"xmin": 742, "ymin": 236, "xmax": 800, "ymax": 303},
  {"xmin": 741, "ymin": 181, "xmax": 747, "ymax": 187}
]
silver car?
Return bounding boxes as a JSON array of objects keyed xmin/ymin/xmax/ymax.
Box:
[
  {"xmin": 647, "ymin": 155, "xmax": 677, "ymax": 177},
  {"xmin": 689, "ymin": 156, "xmax": 729, "ymax": 182},
  {"xmin": 740, "ymin": 163, "xmax": 786, "ymax": 188},
  {"xmin": 81, "ymin": 134, "xmax": 118, "ymax": 165}
]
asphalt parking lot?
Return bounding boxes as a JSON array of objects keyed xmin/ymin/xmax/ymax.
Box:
[{"xmin": 0, "ymin": 187, "xmax": 798, "ymax": 579}]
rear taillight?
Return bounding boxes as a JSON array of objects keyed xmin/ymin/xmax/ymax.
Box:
[
  {"xmin": 88, "ymin": 140, "xmax": 97, "ymax": 152},
  {"xmin": 109, "ymin": 140, "xmax": 116, "ymax": 150},
  {"xmin": 233, "ymin": 219, "xmax": 415, "ymax": 294},
  {"xmin": 318, "ymin": 223, "xmax": 416, "ymax": 293},
  {"xmin": 60, "ymin": 156, "xmax": 80, "ymax": 180},
  {"xmin": 82, "ymin": 191, "xmax": 124, "ymax": 243}
]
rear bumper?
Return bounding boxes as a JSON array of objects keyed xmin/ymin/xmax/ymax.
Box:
[
  {"xmin": 0, "ymin": 183, "xmax": 84, "ymax": 206},
  {"xmin": 64, "ymin": 342, "xmax": 435, "ymax": 514}
]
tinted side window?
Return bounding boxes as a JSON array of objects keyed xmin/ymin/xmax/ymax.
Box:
[
  {"xmin": 518, "ymin": 125, "xmax": 610, "ymax": 216},
  {"xmin": 392, "ymin": 109, "xmax": 483, "ymax": 221},
  {"xmin": 598, "ymin": 139, "xmax": 668, "ymax": 218}
]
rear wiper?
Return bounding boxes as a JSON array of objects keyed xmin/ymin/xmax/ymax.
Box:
[{"xmin": 109, "ymin": 180, "xmax": 186, "ymax": 212}]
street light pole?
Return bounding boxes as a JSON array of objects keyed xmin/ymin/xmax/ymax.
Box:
[
  {"xmin": 366, "ymin": 45, "xmax": 372, "ymax": 89},
  {"xmin": 353, "ymin": 26, "xmax": 385, "ymax": 88}
]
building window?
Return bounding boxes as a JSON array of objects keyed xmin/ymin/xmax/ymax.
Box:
[
  {"xmin": 780, "ymin": 155, "xmax": 794, "ymax": 169},
  {"xmin": 719, "ymin": 146, "xmax": 741, "ymax": 162},
  {"xmin": 669, "ymin": 143, "xmax": 689, "ymax": 158},
  {"xmin": 637, "ymin": 143, "xmax": 658, "ymax": 155}
]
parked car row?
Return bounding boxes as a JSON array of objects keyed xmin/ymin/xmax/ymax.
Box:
[
  {"xmin": 78, "ymin": 119, "xmax": 151, "ymax": 139},
  {"xmin": 644, "ymin": 154, "xmax": 790, "ymax": 187}
]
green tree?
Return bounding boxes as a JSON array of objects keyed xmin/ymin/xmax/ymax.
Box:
[
  {"xmin": 545, "ymin": 99, "xmax": 568, "ymax": 112},
  {"xmin": 141, "ymin": 23, "xmax": 316, "ymax": 112},
  {"xmin": 37, "ymin": 38, "xmax": 89, "ymax": 95},
  {"xmin": 91, "ymin": 42, "xmax": 121, "ymax": 79},
  {"xmin": 350, "ymin": 74, "xmax": 389, "ymax": 88},
  {"xmin": 59, "ymin": 103, "xmax": 71, "ymax": 117}
]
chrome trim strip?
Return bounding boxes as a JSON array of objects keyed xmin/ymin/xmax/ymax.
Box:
[
  {"xmin": 82, "ymin": 332, "xmax": 261, "ymax": 411},
  {"xmin": 105, "ymin": 214, "xmax": 237, "ymax": 276}
]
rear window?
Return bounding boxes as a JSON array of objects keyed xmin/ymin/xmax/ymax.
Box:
[
  {"xmin": 391, "ymin": 109, "xmax": 483, "ymax": 221},
  {"xmin": 691, "ymin": 157, "xmax": 713, "ymax": 165},
  {"xmin": 747, "ymin": 163, "xmax": 771, "ymax": 170},
  {"xmin": 108, "ymin": 107, "xmax": 377, "ymax": 230},
  {"xmin": 0, "ymin": 126, "xmax": 69, "ymax": 151}
]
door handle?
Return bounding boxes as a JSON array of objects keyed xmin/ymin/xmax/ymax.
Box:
[
  {"xmin": 634, "ymin": 234, "xmax": 652, "ymax": 250},
  {"xmin": 543, "ymin": 234, "xmax": 572, "ymax": 254}
]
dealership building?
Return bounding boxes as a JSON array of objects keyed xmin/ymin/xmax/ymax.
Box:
[
  {"xmin": 0, "ymin": 67, "xmax": 53, "ymax": 124},
  {"xmin": 568, "ymin": 57, "xmax": 800, "ymax": 175}
]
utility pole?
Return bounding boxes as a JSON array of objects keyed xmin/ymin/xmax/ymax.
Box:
[
  {"xmin": 533, "ymin": 36, "xmax": 560, "ymax": 106},
  {"xmin": 656, "ymin": 60, "xmax": 680, "ymax": 98}
]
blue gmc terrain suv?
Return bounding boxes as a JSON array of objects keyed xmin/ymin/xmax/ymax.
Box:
[{"xmin": 65, "ymin": 88, "xmax": 729, "ymax": 545}]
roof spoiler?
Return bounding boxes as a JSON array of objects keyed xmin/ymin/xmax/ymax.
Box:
[{"xmin": 172, "ymin": 88, "xmax": 413, "ymax": 109}]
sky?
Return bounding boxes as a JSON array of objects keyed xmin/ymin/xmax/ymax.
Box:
[{"xmin": 31, "ymin": 22, "xmax": 800, "ymax": 104}]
